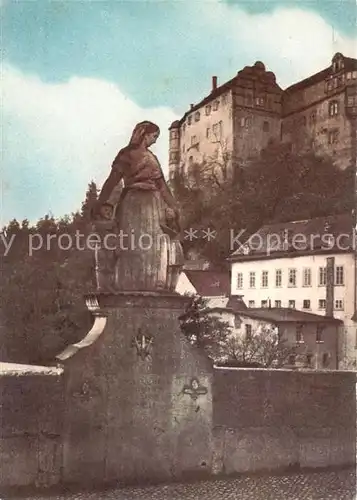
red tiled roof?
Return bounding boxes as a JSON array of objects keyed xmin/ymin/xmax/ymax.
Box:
[
  {"xmin": 229, "ymin": 212, "xmax": 354, "ymax": 261},
  {"xmin": 184, "ymin": 270, "xmax": 230, "ymax": 297}
]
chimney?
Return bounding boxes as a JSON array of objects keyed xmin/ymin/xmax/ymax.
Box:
[
  {"xmin": 212, "ymin": 76, "xmax": 218, "ymax": 92},
  {"xmin": 325, "ymin": 256, "xmax": 335, "ymax": 317},
  {"xmin": 190, "ymin": 104, "xmax": 194, "ymax": 109}
]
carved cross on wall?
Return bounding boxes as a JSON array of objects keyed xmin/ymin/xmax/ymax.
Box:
[
  {"xmin": 182, "ymin": 378, "xmax": 208, "ymax": 401},
  {"xmin": 132, "ymin": 329, "xmax": 154, "ymax": 360}
]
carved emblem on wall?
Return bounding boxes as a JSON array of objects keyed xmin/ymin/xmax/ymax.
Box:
[
  {"xmin": 132, "ymin": 330, "xmax": 154, "ymax": 360},
  {"xmin": 85, "ymin": 295, "xmax": 100, "ymax": 312},
  {"xmin": 182, "ymin": 378, "xmax": 208, "ymax": 400}
]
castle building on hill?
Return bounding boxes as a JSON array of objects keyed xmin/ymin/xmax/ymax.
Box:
[{"xmin": 168, "ymin": 53, "xmax": 357, "ymax": 181}]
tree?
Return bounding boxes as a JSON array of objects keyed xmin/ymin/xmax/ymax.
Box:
[
  {"xmin": 220, "ymin": 324, "xmax": 297, "ymax": 368},
  {"xmin": 0, "ymin": 182, "xmax": 98, "ymax": 364},
  {"xmin": 179, "ymin": 297, "xmax": 298, "ymax": 367},
  {"xmin": 179, "ymin": 295, "xmax": 232, "ymax": 361}
]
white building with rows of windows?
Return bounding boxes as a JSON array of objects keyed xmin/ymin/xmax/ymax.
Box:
[{"xmin": 228, "ymin": 213, "xmax": 357, "ymax": 368}]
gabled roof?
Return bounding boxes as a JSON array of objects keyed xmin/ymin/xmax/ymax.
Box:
[
  {"xmin": 229, "ymin": 212, "xmax": 354, "ymax": 262},
  {"xmin": 226, "ymin": 296, "xmax": 248, "ymax": 312},
  {"xmin": 237, "ymin": 307, "xmax": 342, "ymax": 325},
  {"xmin": 184, "ymin": 270, "xmax": 230, "ymax": 297},
  {"xmin": 284, "ymin": 54, "xmax": 357, "ymax": 94}
]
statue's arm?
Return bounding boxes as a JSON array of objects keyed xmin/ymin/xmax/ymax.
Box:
[
  {"xmin": 97, "ymin": 152, "xmax": 126, "ymax": 205},
  {"xmin": 156, "ymin": 177, "xmax": 178, "ymax": 212}
]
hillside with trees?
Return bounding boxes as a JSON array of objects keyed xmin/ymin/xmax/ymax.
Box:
[
  {"xmin": 170, "ymin": 142, "xmax": 354, "ymax": 266},
  {"xmin": 0, "ymin": 182, "xmax": 99, "ymax": 364}
]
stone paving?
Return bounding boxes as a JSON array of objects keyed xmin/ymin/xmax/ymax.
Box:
[{"xmin": 5, "ymin": 468, "xmax": 356, "ymax": 500}]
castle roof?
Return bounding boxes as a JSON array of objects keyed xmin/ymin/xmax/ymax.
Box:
[{"xmin": 284, "ymin": 54, "xmax": 357, "ymax": 94}]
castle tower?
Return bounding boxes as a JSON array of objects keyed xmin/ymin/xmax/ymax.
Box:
[{"xmin": 168, "ymin": 120, "xmax": 181, "ymax": 181}]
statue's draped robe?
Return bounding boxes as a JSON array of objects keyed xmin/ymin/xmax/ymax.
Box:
[{"xmin": 107, "ymin": 147, "xmax": 182, "ymax": 291}]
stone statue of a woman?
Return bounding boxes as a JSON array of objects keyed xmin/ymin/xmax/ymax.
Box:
[{"xmin": 93, "ymin": 121, "xmax": 183, "ymax": 292}]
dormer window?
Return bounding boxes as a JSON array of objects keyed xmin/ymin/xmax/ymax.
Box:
[{"xmin": 332, "ymin": 54, "xmax": 344, "ymax": 73}]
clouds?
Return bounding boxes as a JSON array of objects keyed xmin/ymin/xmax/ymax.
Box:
[{"xmin": 2, "ymin": 64, "xmax": 178, "ymax": 225}]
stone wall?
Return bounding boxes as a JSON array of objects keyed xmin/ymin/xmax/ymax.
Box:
[
  {"xmin": 212, "ymin": 367, "xmax": 356, "ymax": 474},
  {"xmin": 0, "ymin": 308, "xmax": 356, "ymax": 491},
  {"xmin": 59, "ymin": 292, "xmax": 213, "ymax": 486},
  {"xmin": 0, "ymin": 364, "xmax": 64, "ymax": 488}
]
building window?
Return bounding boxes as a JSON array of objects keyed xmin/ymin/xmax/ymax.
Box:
[
  {"xmin": 213, "ymin": 100, "xmax": 220, "ymax": 111},
  {"xmin": 328, "ymin": 101, "xmax": 339, "ymax": 117},
  {"xmin": 263, "ymin": 121, "xmax": 269, "ymax": 132},
  {"xmin": 275, "ymin": 300, "xmax": 281, "ymax": 308},
  {"xmin": 261, "ymin": 300, "xmax": 268, "ymax": 308},
  {"xmin": 189, "ymin": 156, "xmax": 194, "ymax": 165},
  {"xmin": 288, "ymin": 354, "xmax": 296, "ymax": 366},
  {"xmin": 303, "ymin": 268, "xmax": 312, "ymax": 287},
  {"xmin": 248, "ymin": 300, "xmax": 255, "ymax": 308},
  {"xmin": 335, "ymin": 299, "xmax": 344, "ymax": 310},
  {"xmin": 249, "ymin": 271, "xmax": 256, "ymax": 288},
  {"xmin": 303, "ymin": 300, "xmax": 311, "ymax": 309},
  {"xmin": 255, "ymin": 96, "xmax": 265, "ymax": 106},
  {"xmin": 187, "ymin": 115, "xmax": 192, "ymax": 125},
  {"xmin": 322, "ymin": 353, "xmax": 329, "ymax": 368},
  {"xmin": 222, "ymin": 94, "xmax": 227, "ymax": 105},
  {"xmin": 236, "ymin": 272, "xmax": 243, "ymax": 289},
  {"xmin": 234, "ymin": 315, "xmax": 242, "ymax": 329},
  {"xmin": 206, "ymin": 127, "xmax": 210, "ymax": 139},
  {"xmin": 275, "ymin": 269, "xmax": 282, "ymax": 287},
  {"xmin": 205, "ymin": 105, "xmax": 211, "ymax": 115},
  {"xmin": 328, "ymin": 129, "xmax": 339, "ymax": 144},
  {"xmin": 288, "ymin": 268, "xmax": 297, "ymax": 287},
  {"xmin": 241, "ymin": 116, "xmax": 252, "ymax": 128},
  {"xmin": 191, "ymin": 135, "xmax": 197, "ymax": 146},
  {"xmin": 318, "ymin": 299, "xmax": 326, "ymax": 310},
  {"xmin": 245, "ymin": 324, "xmax": 252, "ymax": 341},
  {"xmin": 335, "ymin": 266, "xmax": 344, "ymax": 285},
  {"xmin": 316, "ymin": 325, "xmax": 324, "ymax": 343},
  {"xmin": 318, "ymin": 267, "xmax": 327, "ymax": 286},
  {"xmin": 212, "ymin": 121, "xmax": 223, "ymax": 140},
  {"xmin": 194, "ymin": 111, "xmax": 200, "ymax": 122},
  {"xmin": 288, "ymin": 300, "xmax": 296, "ymax": 309},
  {"xmin": 305, "ymin": 354, "xmax": 313, "ymax": 367},
  {"xmin": 296, "ymin": 324, "xmax": 304, "ymax": 343},
  {"xmin": 261, "ymin": 271, "xmax": 268, "ymax": 288}
]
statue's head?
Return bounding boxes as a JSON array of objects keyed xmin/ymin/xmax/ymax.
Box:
[{"xmin": 128, "ymin": 121, "xmax": 160, "ymax": 148}]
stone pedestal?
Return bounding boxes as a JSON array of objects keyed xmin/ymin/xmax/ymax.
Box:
[{"xmin": 57, "ymin": 292, "xmax": 213, "ymax": 486}]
